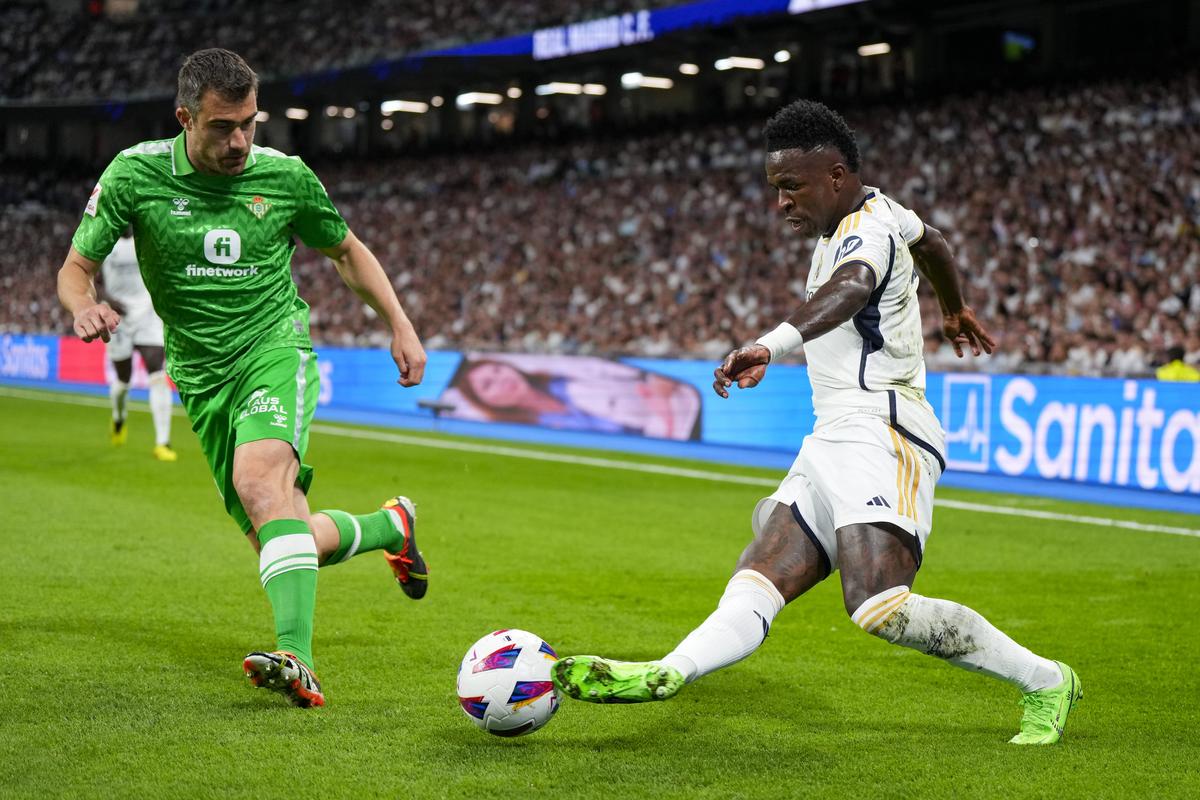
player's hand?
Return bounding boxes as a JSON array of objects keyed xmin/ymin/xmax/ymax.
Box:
[
  {"xmin": 713, "ymin": 344, "xmax": 770, "ymax": 398},
  {"xmin": 73, "ymin": 302, "xmax": 121, "ymax": 343},
  {"xmin": 943, "ymin": 306, "xmax": 996, "ymax": 358},
  {"xmin": 391, "ymin": 325, "xmax": 427, "ymax": 387}
]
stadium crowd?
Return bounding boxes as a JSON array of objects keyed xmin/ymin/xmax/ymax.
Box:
[
  {"xmin": 0, "ymin": 0, "xmax": 639, "ymax": 102},
  {"xmin": 3, "ymin": 71, "xmax": 1199, "ymax": 377}
]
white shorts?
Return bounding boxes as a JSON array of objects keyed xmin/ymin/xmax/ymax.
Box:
[
  {"xmin": 106, "ymin": 308, "xmax": 164, "ymax": 363},
  {"xmin": 754, "ymin": 413, "xmax": 943, "ymax": 573}
]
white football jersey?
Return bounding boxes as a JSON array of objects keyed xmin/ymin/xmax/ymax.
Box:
[
  {"xmin": 802, "ymin": 188, "xmax": 946, "ymax": 470},
  {"xmin": 100, "ymin": 236, "xmax": 153, "ymax": 316}
]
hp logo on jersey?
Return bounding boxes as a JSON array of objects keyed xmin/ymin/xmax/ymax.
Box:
[
  {"xmin": 833, "ymin": 235, "xmax": 863, "ymax": 264},
  {"xmin": 204, "ymin": 229, "xmax": 242, "ymax": 265},
  {"xmin": 942, "ymin": 375, "xmax": 991, "ymax": 472}
]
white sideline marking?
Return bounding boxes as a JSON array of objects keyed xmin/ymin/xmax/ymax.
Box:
[
  {"xmin": 4, "ymin": 385, "xmax": 1199, "ymax": 538},
  {"xmin": 310, "ymin": 423, "xmax": 778, "ymax": 487},
  {"xmin": 933, "ymin": 499, "xmax": 1200, "ymax": 538}
]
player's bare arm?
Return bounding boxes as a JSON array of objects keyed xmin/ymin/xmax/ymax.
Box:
[
  {"xmin": 318, "ymin": 229, "xmax": 427, "ymax": 387},
  {"xmin": 57, "ymin": 245, "xmax": 121, "ymax": 343},
  {"xmin": 95, "ymin": 273, "xmax": 128, "ymax": 316},
  {"xmin": 909, "ymin": 224, "xmax": 996, "ymax": 358},
  {"xmin": 713, "ymin": 263, "xmax": 875, "ymax": 398}
]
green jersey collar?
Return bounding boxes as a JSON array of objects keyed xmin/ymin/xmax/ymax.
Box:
[
  {"xmin": 171, "ymin": 131, "xmax": 258, "ymax": 177},
  {"xmin": 171, "ymin": 132, "xmax": 194, "ymax": 176}
]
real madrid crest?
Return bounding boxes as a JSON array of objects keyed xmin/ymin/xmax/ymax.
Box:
[{"xmin": 246, "ymin": 195, "xmax": 272, "ymax": 219}]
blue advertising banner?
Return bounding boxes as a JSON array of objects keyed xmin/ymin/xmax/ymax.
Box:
[
  {"xmin": 3, "ymin": 339, "xmax": 1196, "ymax": 510},
  {"xmin": 308, "ymin": 348, "xmax": 1197, "ymax": 501},
  {"xmin": 0, "ymin": 334, "xmax": 57, "ymax": 383},
  {"xmin": 934, "ymin": 373, "xmax": 1199, "ymax": 496},
  {"xmin": 630, "ymin": 361, "xmax": 1200, "ymax": 499}
]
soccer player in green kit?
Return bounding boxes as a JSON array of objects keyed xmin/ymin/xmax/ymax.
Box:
[{"xmin": 57, "ymin": 49, "xmax": 428, "ymax": 708}]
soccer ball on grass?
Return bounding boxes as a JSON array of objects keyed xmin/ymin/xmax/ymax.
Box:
[{"xmin": 457, "ymin": 629, "xmax": 561, "ymax": 737}]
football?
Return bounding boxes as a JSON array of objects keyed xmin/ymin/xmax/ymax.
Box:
[{"xmin": 456, "ymin": 629, "xmax": 561, "ymax": 737}]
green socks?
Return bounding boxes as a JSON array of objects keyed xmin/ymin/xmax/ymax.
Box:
[
  {"xmin": 257, "ymin": 519, "xmax": 318, "ymax": 670},
  {"xmin": 253, "ymin": 510, "xmax": 407, "ymax": 670},
  {"xmin": 320, "ymin": 509, "xmax": 406, "ymax": 566}
]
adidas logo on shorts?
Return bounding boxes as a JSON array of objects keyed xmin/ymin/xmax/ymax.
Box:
[{"xmin": 866, "ymin": 496, "xmax": 891, "ymax": 508}]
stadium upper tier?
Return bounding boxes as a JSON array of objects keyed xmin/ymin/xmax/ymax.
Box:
[
  {"xmin": 0, "ymin": 0, "xmax": 646, "ymax": 102},
  {"xmin": 2, "ymin": 71, "xmax": 1198, "ymax": 377}
]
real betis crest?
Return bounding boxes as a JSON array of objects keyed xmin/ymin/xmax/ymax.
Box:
[{"xmin": 245, "ymin": 195, "xmax": 272, "ymax": 219}]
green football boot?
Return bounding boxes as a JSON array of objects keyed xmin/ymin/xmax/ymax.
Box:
[
  {"xmin": 552, "ymin": 656, "xmax": 685, "ymax": 704},
  {"xmin": 1009, "ymin": 661, "xmax": 1082, "ymax": 744}
]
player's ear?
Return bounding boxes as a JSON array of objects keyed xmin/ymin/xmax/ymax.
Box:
[
  {"xmin": 829, "ymin": 161, "xmax": 847, "ymax": 190},
  {"xmin": 175, "ymin": 106, "xmax": 191, "ymax": 129}
]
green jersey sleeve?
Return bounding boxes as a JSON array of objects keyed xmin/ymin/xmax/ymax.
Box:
[
  {"xmin": 292, "ymin": 162, "xmax": 349, "ymax": 250},
  {"xmin": 71, "ymin": 155, "xmax": 134, "ymax": 262}
]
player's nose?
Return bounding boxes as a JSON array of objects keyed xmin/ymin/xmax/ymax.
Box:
[{"xmin": 777, "ymin": 189, "xmax": 792, "ymax": 211}]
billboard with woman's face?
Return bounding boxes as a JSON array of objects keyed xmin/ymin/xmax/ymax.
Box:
[{"xmin": 439, "ymin": 353, "xmax": 703, "ymax": 441}]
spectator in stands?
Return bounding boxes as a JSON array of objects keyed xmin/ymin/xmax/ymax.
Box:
[
  {"xmin": 3, "ymin": 70, "xmax": 1198, "ymax": 378},
  {"xmin": 0, "ymin": 0, "xmax": 637, "ymax": 102},
  {"xmin": 1156, "ymin": 345, "xmax": 1200, "ymax": 382}
]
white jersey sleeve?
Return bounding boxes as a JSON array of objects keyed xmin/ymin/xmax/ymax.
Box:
[{"xmin": 886, "ymin": 196, "xmax": 926, "ymax": 246}]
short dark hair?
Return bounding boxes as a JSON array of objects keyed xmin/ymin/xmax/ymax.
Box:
[
  {"xmin": 176, "ymin": 48, "xmax": 258, "ymax": 116},
  {"xmin": 763, "ymin": 99, "xmax": 860, "ymax": 172}
]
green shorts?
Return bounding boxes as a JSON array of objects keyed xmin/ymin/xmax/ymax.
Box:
[{"xmin": 180, "ymin": 346, "xmax": 320, "ymax": 534}]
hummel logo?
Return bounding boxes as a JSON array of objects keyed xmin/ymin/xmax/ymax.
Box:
[
  {"xmin": 171, "ymin": 197, "xmax": 192, "ymax": 217},
  {"xmin": 866, "ymin": 496, "xmax": 891, "ymax": 508}
]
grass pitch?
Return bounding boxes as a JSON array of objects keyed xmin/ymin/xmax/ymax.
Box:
[{"xmin": 1, "ymin": 388, "xmax": 1197, "ymax": 799}]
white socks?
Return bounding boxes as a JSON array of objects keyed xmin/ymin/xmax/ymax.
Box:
[
  {"xmin": 851, "ymin": 586, "xmax": 1063, "ymax": 693},
  {"xmin": 655, "ymin": 576, "xmax": 1061, "ymax": 693},
  {"xmin": 110, "ymin": 379, "xmax": 129, "ymax": 424},
  {"xmin": 148, "ymin": 371, "xmax": 173, "ymax": 446},
  {"xmin": 660, "ymin": 570, "xmax": 785, "ymax": 683}
]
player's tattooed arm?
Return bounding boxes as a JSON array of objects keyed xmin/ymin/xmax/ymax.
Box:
[
  {"xmin": 909, "ymin": 225, "xmax": 996, "ymax": 357},
  {"xmin": 713, "ymin": 264, "xmax": 875, "ymax": 398},
  {"xmin": 319, "ymin": 229, "xmax": 427, "ymax": 387},
  {"xmin": 58, "ymin": 246, "xmax": 121, "ymax": 343}
]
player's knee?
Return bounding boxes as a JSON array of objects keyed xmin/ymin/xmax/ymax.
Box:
[
  {"xmin": 147, "ymin": 369, "xmax": 167, "ymax": 387},
  {"xmin": 840, "ymin": 574, "xmax": 875, "ymax": 619},
  {"xmin": 234, "ymin": 447, "xmax": 302, "ymax": 526},
  {"xmin": 141, "ymin": 348, "xmax": 165, "ymax": 373},
  {"xmin": 232, "ymin": 473, "xmax": 268, "ymax": 520},
  {"xmin": 849, "ymin": 585, "xmax": 913, "ymax": 642},
  {"xmin": 232, "ymin": 472, "xmax": 287, "ymax": 525}
]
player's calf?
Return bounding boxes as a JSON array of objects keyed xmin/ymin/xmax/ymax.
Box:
[
  {"xmin": 849, "ymin": 586, "xmax": 1062, "ymax": 688},
  {"xmin": 656, "ymin": 569, "xmax": 786, "ymax": 683},
  {"xmin": 318, "ymin": 496, "xmax": 428, "ymax": 598},
  {"xmin": 850, "ymin": 585, "xmax": 1079, "ymax": 741}
]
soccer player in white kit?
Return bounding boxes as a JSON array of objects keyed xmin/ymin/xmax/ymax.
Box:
[
  {"xmin": 553, "ymin": 100, "xmax": 1082, "ymax": 745},
  {"xmin": 100, "ymin": 228, "xmax": 176, "ymax": 461}
]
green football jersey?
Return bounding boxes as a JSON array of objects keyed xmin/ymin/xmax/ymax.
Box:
[{"xmin": 72, "ymin": 132, "xmax": 349, "ymax": 394}]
